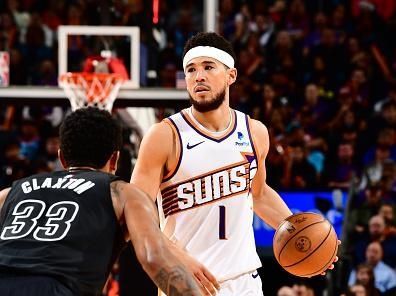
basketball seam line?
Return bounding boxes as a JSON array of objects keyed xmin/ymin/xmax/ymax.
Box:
[
  {"xmin": 273, "ymin": 212, "xmax": 317, "ymax": 258},
  {"xmin": 298, "ymin": 233, "xmax": 338, "ymax": 277},
  {"xmin": 276, "ymin": 219, "xmax": 325, "ymax": 263},
  {"xmin": 282, "ymin": 222, "xmax": 331, "ymax": 268}
]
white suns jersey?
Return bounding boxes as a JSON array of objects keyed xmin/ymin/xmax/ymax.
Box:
[{"xmin": 158, "ymin": 108, "xmax": 262, "ymax": 283}]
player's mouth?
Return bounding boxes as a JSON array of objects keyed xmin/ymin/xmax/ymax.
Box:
[{"xmin": 194, "ymin": 85, "xmax": 210, "ymax": 93}]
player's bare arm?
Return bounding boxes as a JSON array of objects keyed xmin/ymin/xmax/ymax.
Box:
[
  {"xmin": 248, "ymin": 119, "xmax": 340, "ymax": 274},
  {"xmin": 0, "ymin": 188, "xmax": 10, "ymax": 213},
  {"xmin": 249, "ymin": 119, "xmax": 292, "ymax": 229},
  {"xmin": 130, "ymin": 122, "xmax": 220, "ymax": 295},
  {"xmin": 130, "ymin": 121, "xmax": 174, "ymax": 200},
  {"xmin": 110, "ymin": 180, "xmax": 202, "ymax": 295}
]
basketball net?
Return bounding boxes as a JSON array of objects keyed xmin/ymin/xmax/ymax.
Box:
[{"xmin": 59, "ymin": 72, "xmax": 124, "ymax": 112}]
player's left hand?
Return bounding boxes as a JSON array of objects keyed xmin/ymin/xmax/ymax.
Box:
[{"xmin": 320, "ymin": 240, "xmax": 341, "ymax": 276}]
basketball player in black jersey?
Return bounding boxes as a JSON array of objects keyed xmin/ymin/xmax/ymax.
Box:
[{"xmin": 0, "ymin": 107, "xmax": 202, "ymax": 296}]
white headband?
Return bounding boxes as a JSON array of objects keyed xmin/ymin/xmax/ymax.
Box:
[{"xmin": 183, "ymin": 46, "xmax": 235, "ymax": 70}]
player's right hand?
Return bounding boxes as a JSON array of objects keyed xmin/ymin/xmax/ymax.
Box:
[
  {"xmin": 181, "ymin": 253, "xmax": 220, "ymax": 295},
  {"xmin": 194, "ymin": 263, "xmax": 220, "ymax": 296},
  {"xmin": 176, "ymin": 251, "xmax": 219, "ymax": 295},
  {"xmin": 166, "ymin": 240, "xmax": 220, "ymax": 295}
]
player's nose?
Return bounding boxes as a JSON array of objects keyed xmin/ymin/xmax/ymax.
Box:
[{"xmin": 195, "ymin": 69, "xmax": 206, "ymax": 82}]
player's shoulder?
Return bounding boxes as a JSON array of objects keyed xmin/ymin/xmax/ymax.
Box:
[
  {"xmin": 146, "ymin": 120, "xmax": 174, "ymax": 139},
  {"xmin": 139, "ymin": 120, "xmax": 172, "ymax": 148},
  {"xmin": 0, "ymin": 187, "xmax": 11, "ymax": 209},
  {"xmin": 248, "ymin": 118, "xmax": 269, "ymax": 140},
  {"xmin": 246, "ymin": 117, "xmax": 269, "ymax": 157},
  {"xmin": 138, "ymin": 120, "xmax": 175, "ymax": 157}
]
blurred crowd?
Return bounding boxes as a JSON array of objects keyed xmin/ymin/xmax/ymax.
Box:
[{"xmin": 1, "ymin": 0, "xmax": 396, "ymax": 295}]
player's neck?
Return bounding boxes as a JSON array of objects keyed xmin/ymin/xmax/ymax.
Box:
[
  {"xmin": 67, "ymin": 166, "xmax": 98, "ymax": 172},
  {"xmin": 190, "ymin": 105, "xmax": 231, "ymax": 133}
]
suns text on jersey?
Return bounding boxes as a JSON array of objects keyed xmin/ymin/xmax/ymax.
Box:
[
  {"xmin": 161, "ymin": 161, "xmax": 252, "ymax": 216},
  {"xmin": 21, "ymin": 175, "xmax": 95, "ymax": 195}
]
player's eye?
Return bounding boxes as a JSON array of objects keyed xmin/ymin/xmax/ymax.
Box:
[
  {"xmin": 187, "ymin": 68, "xmax": 195, "ymax": 73},
  {"xmin": 205, "ymin": 65, "xmax": 213, "ymax": 70}
]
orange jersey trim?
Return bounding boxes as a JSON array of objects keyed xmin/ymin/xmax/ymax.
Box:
[{"xmin": 162, "ymin": 118, "xmax": 183, "ymax": 182}]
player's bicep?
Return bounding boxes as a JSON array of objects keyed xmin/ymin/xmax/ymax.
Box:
[
  {"xmin": 0, "ymin": 188, "xmax": 11, "ymax": 213},
  {"xmin": 131, "ymin": 122, "xmax": 172, "ymax": 200},
  {"xmin": 249, "ymin": 119, "xmax": 270, "ymax": 198}
]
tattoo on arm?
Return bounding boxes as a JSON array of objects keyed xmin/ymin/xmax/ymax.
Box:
[
  {"xmin": 154, "ymin": 266, "xmax": 200, "ymax": 296},
  {"xmin": 110, "ymin": 181, "xmax": 125, "ymax": 199}
]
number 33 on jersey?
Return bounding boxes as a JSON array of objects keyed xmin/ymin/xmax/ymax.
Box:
[{"xmin": 1, "ymin": 199, "xmax": 79, "ymax": 241}]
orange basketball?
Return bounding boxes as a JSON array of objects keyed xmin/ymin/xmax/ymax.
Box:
[{"xmin": 273, "ymin": 212, "xmax": 339, "ymax": 277}]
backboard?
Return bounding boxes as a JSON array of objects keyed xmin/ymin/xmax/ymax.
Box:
[{"xmin": 58, "ymin": 26, "xmax": 140, "ymax": 89}]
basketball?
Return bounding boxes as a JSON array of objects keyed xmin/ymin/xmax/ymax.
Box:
[{"xmin": 273, "ymin": 212, "xmax": 339, "ymax": 277}]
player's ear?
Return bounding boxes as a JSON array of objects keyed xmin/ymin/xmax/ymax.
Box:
[
  {"xmin": 227, "ymin": 68, "xmax": 237, "ymax": 86},
  {"xmin": 58, "ymin": 149, "xmax": 67, "ymax": 169},
  {"xmin": 109, "ymin": 151, "xmax": 120, "ymax": 174}
]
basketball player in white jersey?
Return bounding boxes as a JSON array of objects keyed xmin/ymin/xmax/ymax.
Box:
[{"xmin": 131, "ymin": 32, "xmax": 336, "ymax": 295}]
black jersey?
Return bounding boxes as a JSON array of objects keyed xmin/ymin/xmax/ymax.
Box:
[{"xmin": 0, "ymin": 170, "xmax": 125, "ymax": 296}]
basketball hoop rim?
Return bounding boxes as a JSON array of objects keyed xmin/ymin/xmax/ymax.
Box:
[
  {"xmin": 58, "ymin": 72, "xmax": 125, "ymax": 112},
  {"xmin": 59, "ymin": 72, "xmax": 125, "ymax": 83}
]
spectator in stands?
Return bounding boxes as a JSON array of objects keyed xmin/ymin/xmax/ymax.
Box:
[
  {"xmin": 350, "ymin": 263, "xmax": 380, "ymax": 296},
  {"xmin": 324, "ymin": 142, "xmax": 357, "ymax": 189},
  {"xmin": 0, "ymin": 11, "xmax": 19, "ymax": 50},
  {"xmin": 218, "ymin": 0, "xmax": 236, "ymax": 41},
  {"xmin": 37, "ymin": 131, "xmax": 62, "ymax": 172},
  {"xmin": 309, "ymin": 27, "xmax": 346, "ymax": 90},
  {"xmin": 359, "ymin": 141, "xmax": 395, "ymax": 193},
  {"xmin": 297, "ymin": 85, "xmax": 332, "ymax": 176},
  {"xmin": 281, "ymin": 141, "xmax": 318, "ymax": 189},
  {"xmin": 379, "ymin": 203, "xmax": 396, "ymax": 237},
  {"xmin": 32, "ymin": 59, "xmax": 57, "ymax": 86},
  {"xmin": 354, "ymin": 214, "xmax": 396, "ymax": 267},
  {"xmin": 6, "ymin": 0, "xmax": 30, "ymax": 44},
  {"xmin": 339, "ymin": 68, "xmax": 370, "ymax": 109},
  {"xmin": 367, "ymin": 102, "xmax": 396, "ymax": 141},
  {"xmin": 18, "ymin": 119, "xmax": 40, "ymax": 161},
  {"xmin": 345, "ymin": 284, "xmax": 367, "ymax": 296},
  {"xmin": 331, "ymin": 4, "xmax": 348, "ymax": 41},
  {"xmin": 277, "ymin": 285, "xmax": 296, "ymax": 296},
  {"xmin": 9, "ymin": 48, "xmax": 27, "ymax": 85},
  {"xmin": 298, "ymin": 83, "xmax": 332, "ymax": 132},
  {"xmin": 292, "ymin": 282, "xmax": 315, "ymax": 296},
  {"xmin": 374, "ymin": 83, "xmax": 396, "ymax": 113},
  {"xmin": 348, "ymin": 242, "xmax": 396, "ymax": 294},
  {"xmin": 378, "ymin": 160, "xmax": 396, "ymax": 202},
  {"xmin": 265, "ymin": 132, "xmax": 286, "ymax": 190},
  {"xmin": 284, "ymin": 0, "xmax": 309, "ymax": 42},
  {"xmin": 0, "ymin": 141, "xmax": 30, "ymax": 188},
  {"xmin": 252, "ymin": 83, "xmax": 278, "ymax": 124},
  {"xmin": 237, "ymin": 34, "xmax": 266, "ymax": 86},
  {"xmin": 348, "ymin": 184, "xmax": 383, "ymax": 236},
  {"xmin": 40, "ymin": 0, "xmax": 63, "ymax": 32},
  {"xmin": 363, "ymin": 128, "xmax": 396, "ymax": 167},
  {"xmin": 232, "ymin": 2, "xmax": 253, "ymax": 47}
]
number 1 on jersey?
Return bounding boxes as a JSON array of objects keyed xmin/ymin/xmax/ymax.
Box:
[{"xmin": 219, "ymin": 205, "xmax": 227, "ymax": 240}]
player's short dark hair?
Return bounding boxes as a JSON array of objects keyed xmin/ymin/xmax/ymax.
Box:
[
  {"xmin": 60, "ymin": 107, "xmax": 122, "ymax": 168},
  {"xmin": 183, "ymin": 32, "xmax": 236, "ymax": 63}
]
